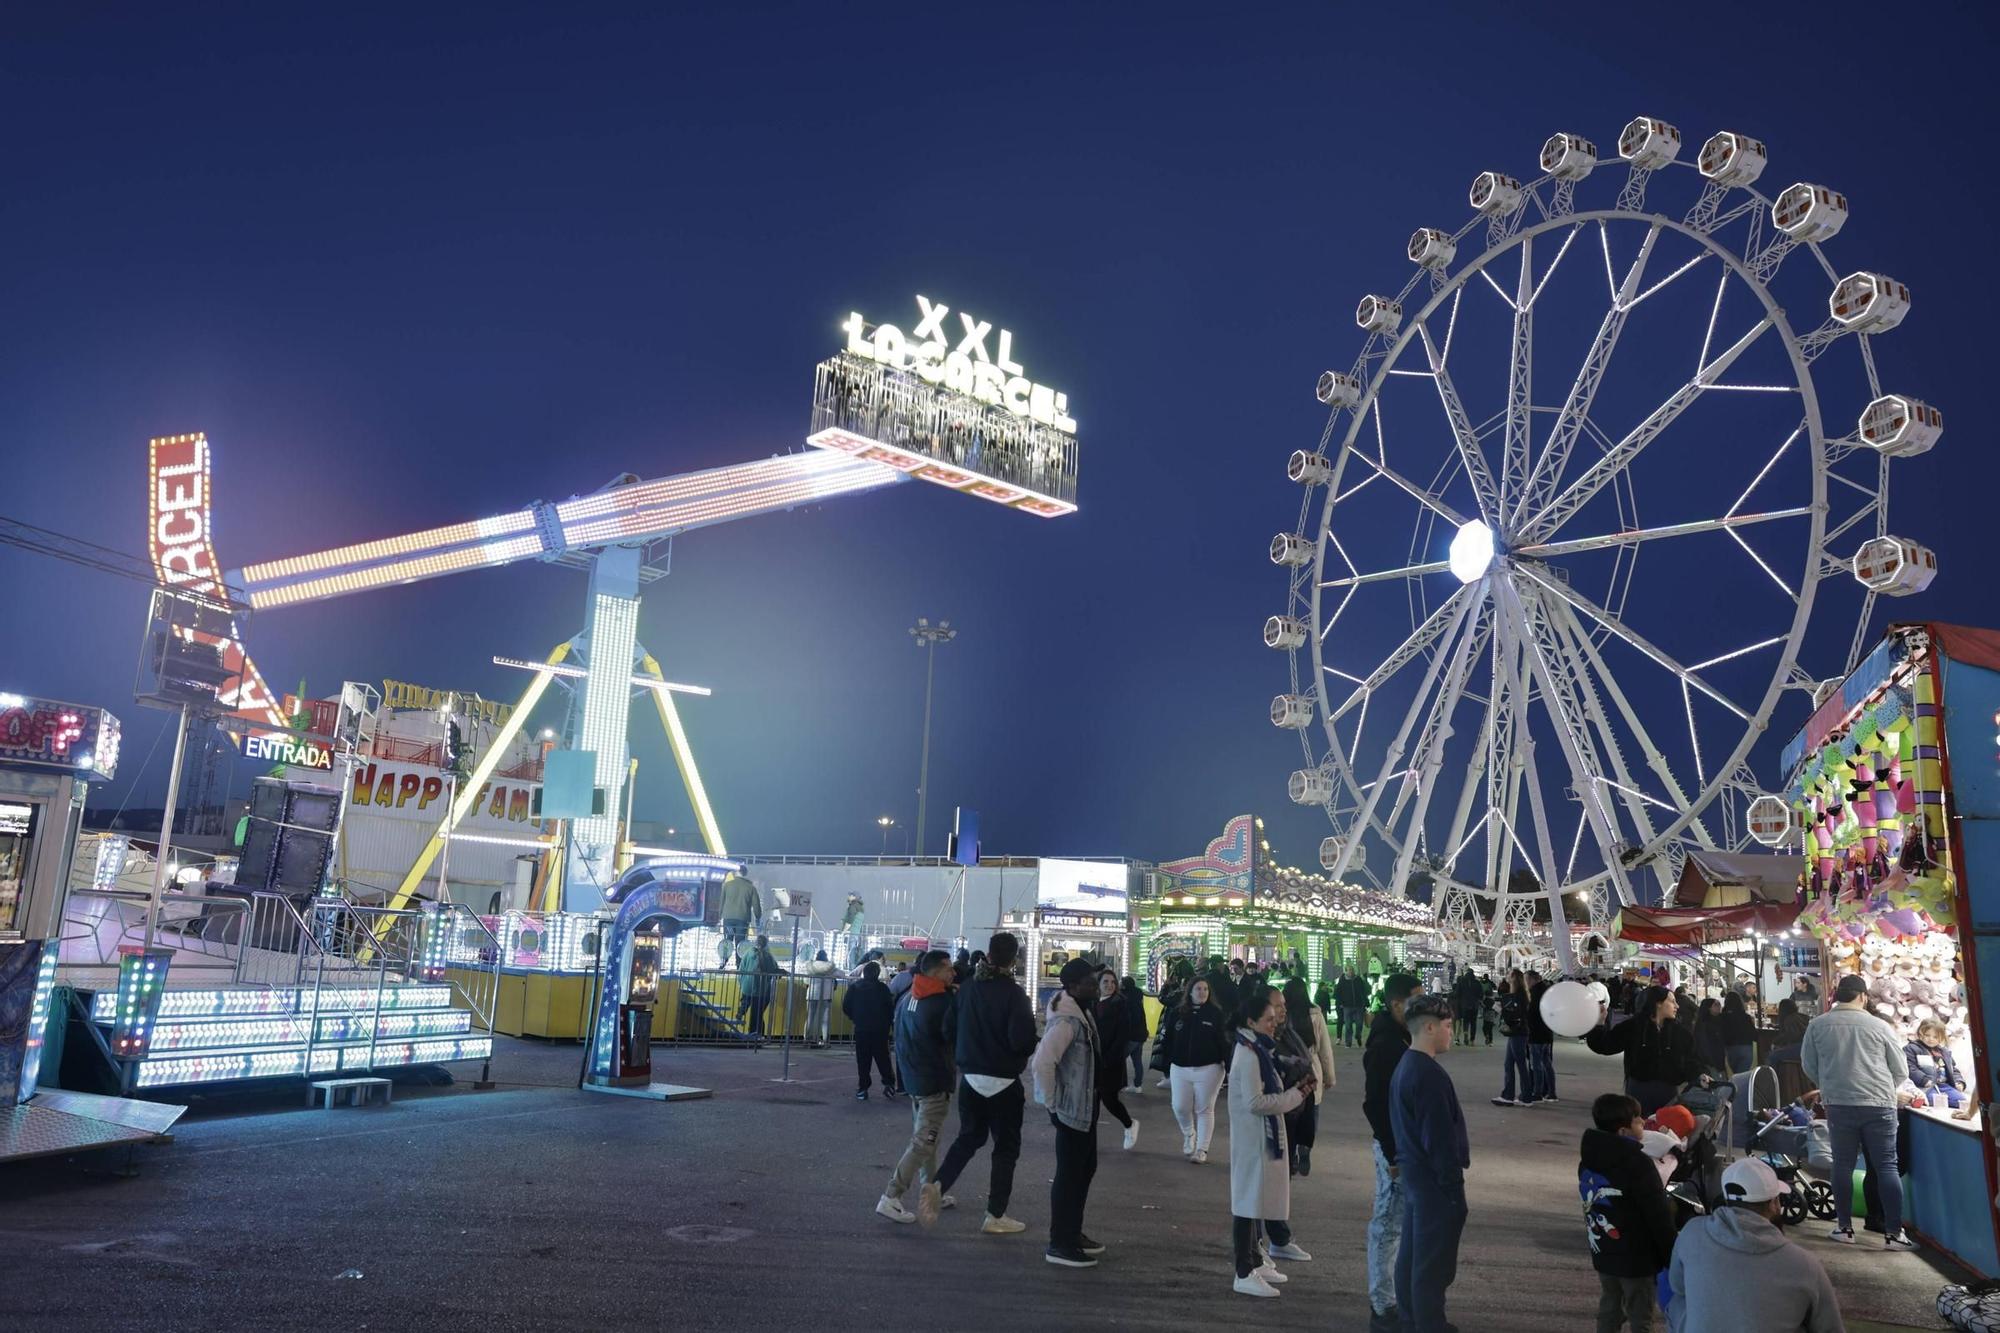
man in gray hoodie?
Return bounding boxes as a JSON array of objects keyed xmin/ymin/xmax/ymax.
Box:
[
  {"xmin": 1032, "ymin": 957, "xmax": 1104, "ymax": 1270},
  {"xmin": 1668, "ymin": 1157, "xmax": 1843, "ymax": 1332},
  {"xmin": 1799, "ymin": 974, "xmax": 1919, "ymax": 1248}
]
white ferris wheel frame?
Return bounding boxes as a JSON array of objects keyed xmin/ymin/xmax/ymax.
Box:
[{"xmin": 1280, "ymin": 144, "xmax": 1901, "ymax": 973}]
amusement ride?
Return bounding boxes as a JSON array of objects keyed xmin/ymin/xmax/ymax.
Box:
[{"xmin": 1269, "ymin": 119, "xmax": 1941, "ymax": 975}]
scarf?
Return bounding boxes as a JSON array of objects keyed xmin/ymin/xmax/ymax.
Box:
[
  {"xmin": 913, "ymin": 973, "xmax": 951, "ymax": 1001},
  {"xmin": 1238, "ymin": 1029, "xmax": 1285, "ymax": 1160}
]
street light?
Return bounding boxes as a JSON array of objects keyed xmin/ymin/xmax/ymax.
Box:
[
  {"xmin": 876, "ymin": 815, "xmax": 896, "ymax": 856},
  {"xmin": 908, "ymin": 616, "xmax": 957, "ymax": 858}
]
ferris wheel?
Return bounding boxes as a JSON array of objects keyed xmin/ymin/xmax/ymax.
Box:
[{"xmin": 1269, "ymin": 119, "xmax": 1941, "ymax": 973}]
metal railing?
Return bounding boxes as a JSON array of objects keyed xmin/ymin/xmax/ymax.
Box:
[{"xmin": 59, "ymin": 888, "xmax": 249, "ymax": 975}]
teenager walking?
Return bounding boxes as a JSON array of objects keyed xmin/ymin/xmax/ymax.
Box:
[
  {"xmin": 1032, "ymin": 958, "xmax": 1106, "ymax": 1268},
  {"xmin": 876, "ymin": 950, "xmax": 959, "ymax": 1226},
  {"xmin": 1391, "ymin": 993, "xmax": 1471, "ymax": 1333},
  {"xmin": 1094, "ymin": 967, "xmax": 1140, "ymax": 1150},
  {"xmin": 933, "ymin": 931, "xmax": 1037, "ymax": 1236},
  {"xmin": 1162, "ymin": 976, "xmax": 1229, "ymax": 1162},
  {"xmin": 1362, "ymin": 973, "xmax": 1421, "ymax": 1332},
  {"xmin": 1493, "ymin": 969, "xmax": 1533, "ymax": 1107}
]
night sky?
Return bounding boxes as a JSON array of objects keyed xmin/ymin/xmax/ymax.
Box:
[{"xmin": 2, "ymin": 4, "xmax": 1992, "ymax": 871}]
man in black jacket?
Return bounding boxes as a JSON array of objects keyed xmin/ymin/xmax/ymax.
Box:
[
  {"xmin": 843, "ymin": 960, "xmax": 896, "ymax": 1100},
  {"xmin": 933, "ymin": 931, "xmax": 1038, "ymax": 1235},
  {"xmin": 1579, "ymin": 1093, "xmax": 1676, "ymax": 1332},
  {"xmin": 877, "ymin": 949, "xmax": 958, "ymax": 1227},
  {"xmin": 1362, "ymin": 973, "xmax": 1421, "ymax": 1331}
]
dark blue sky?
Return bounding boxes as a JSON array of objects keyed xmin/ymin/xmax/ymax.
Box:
[{"xmin": 1, "ymin": 4, "xmax": 1990, "ymax": 868}]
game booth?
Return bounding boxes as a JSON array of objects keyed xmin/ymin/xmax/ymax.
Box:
[
  {"xmin": 1138, "ymin": 815, "xmax": 1431, "ymax": 996},
  {"xmin": 1783, "ymin": 624, "xmax": 1999, "ymax": 1278}
]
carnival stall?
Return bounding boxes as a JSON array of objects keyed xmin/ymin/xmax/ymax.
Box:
[
  {"xmin": 1140, "ymin": 815, "xmax": 1430, "ymax": 993},
  {"xmin": 1785, "ymin": 624, "xmax": 1997, "ymax": 1277}
]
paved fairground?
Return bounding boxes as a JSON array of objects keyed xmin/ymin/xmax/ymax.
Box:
[{"xmin": 0, "ymin": 1035, "xmax": 1962, "ymax": 1331}]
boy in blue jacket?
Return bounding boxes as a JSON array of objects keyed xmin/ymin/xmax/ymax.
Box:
[{"xmin": 1389, "ymin": 993, "xmax": 1470, "ymax": 1333}]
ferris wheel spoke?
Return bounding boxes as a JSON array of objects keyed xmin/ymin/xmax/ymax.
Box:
[
  {"xmin": 1513, "ymin": 563, "xmax": 1750, "ymax": 723},
  {"xmin": 1523, "ymin": 314, "xmax": 1774, "ymax": 543},
  {"xmin": 1322, "ymin": 583, "xmax": 1473, "ymax": 727},
  {"xmin": 1326, "ymin": 591, "xmax": 1480, "ymax": 882},
  {"xmin": 1514, "ymin": 508, "xmax": 1811, "ymax": 560},
  {"xmin": 1318, "ymin": 558, "xmax": 1450, "ymax": 590},
  {"xmin": 1500, "ymin": 235, "xmax": 1534, "ymax": 522},
  {"xmin": 1415, "ymin": 325, "xmax": 1502, "ymax": 523},
  {"xmin": 1384, "ymin": 611, "xmax": 1489, "ymax": 896},
  {"xmin": 1510, "ymin": 223, "xmax": 1659, "ymax": 533},
  {"xmin": 1343, "ymin": 439, "xmax": 1470, "ymax": 529}
]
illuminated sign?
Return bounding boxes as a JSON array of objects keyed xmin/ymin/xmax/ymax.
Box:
[
  {"xmin": 349, "ymin": 760, "xmax": 540, "ymax": 830},
  {"xmin": 0, "ymin": 693, "xmax": 121, "ymax": 782},
  {"xmin": 0, "ymin": 803, "xmax": 31, "ymax": 837},
  {"xmin": 841, "ymin": 296, "xmax": 1076, "ymax": 435},
  {"xmin": 1038, "ymin": 859, "xmax": 1128, "ymax": 913},
  {"xmin": 146, "ymin": 434, "xmax": 288, "ymax": 731},
  {"xmin": 381, "ymin": 680, "xmax": 515, "ymax": 727},
  {"xmin": 1038, "ymin": 908, "xmax": 1127, "ymax": 930},
  {"xmin": 245, "ymin": 732, "xmax": 334, "ymax": 771}
]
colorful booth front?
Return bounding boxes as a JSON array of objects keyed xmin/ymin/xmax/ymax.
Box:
[
  {"xmin": 1139, "ymin": 815, "xmax": 1430, "ymax": 993},
  {"xmin": 1785, "ymin": 624, "xmax": 1998, "ymax": 1278}
]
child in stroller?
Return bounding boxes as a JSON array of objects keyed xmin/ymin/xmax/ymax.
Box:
[{"xmin": 1750, "ymin": 1099, "xmax": 1838, "ymax": 1226}]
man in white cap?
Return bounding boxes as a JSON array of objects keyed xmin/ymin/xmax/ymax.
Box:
[{"xmin": 1667, "ymin": 1157, "xmax": 1844, "ymax": 1332}]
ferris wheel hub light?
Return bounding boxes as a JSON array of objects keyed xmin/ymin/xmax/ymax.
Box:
[{"xmin": 1449, "ymin": 520, "xmax": 1496, "ymax": 583}]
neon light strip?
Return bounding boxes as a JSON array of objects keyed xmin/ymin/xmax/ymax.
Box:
[
  {"xmin": 240, "ymin": 510, "xmax": 537, "ymax": 583},
  {"xmin": 647, "ymin": 669, "xmax": 727, "ymax": 856},
  {"xmin": 245, "ymin": 534, "xmax": 545, "ymax": 608},
  {"xmin": 133, "ymin": 1036, "xmax": 492, "ymax": 1089},
  {"xmin": 558, "ymin": 458, "xmax": 895, "ymax": 548},
  {"xmin": 443, "ymin": 831, "xmax": 556, "ymax": 849},
  {"xmin": 91, "ymin": 985, "xmax": 454, "ymax": 1022},
  {"xmin": 147, "ymin": 1010, "xmax": 471, "ymax": 1052}
]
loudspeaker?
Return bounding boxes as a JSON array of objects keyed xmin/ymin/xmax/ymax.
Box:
[{"xmin": 236, "ymin": 777, "xmax": 341, "ymax": 895}]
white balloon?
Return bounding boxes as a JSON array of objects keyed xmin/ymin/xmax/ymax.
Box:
[
  {"xmin": 1586, "ymin": 981, "xmax": 1610, "ymax": 1009},
  {"xmin": 1541, "ymin": 979, "xmax": 1600, "ymax": 1038}
]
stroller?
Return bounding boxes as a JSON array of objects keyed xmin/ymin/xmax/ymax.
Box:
[{"xmin": 1749, "ymin": 1097, "xmax": 1839, "ymax": 1226}]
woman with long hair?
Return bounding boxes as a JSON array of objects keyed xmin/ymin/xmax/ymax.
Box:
[
  {"xmin": 1163, "ymin": 976, "xmax": 1229, "ymax": 1162},
  {"xmin": 1690, "ymin": 997, "xmax": 1726, "ymax": 1075},
  {"xmin": 1278, "ymin": 976, "xmax": 1334, "ymax": 1175},
  {"xmin": 1717, "ymin": 991, "xmax": 1758, "ymax": 1076},
  {"xmin": 1227, "ymin": 983, "xmax": 1314, "ymax": 1298},
  {"xmin": 1491, "ymin": 970, "xmax": 1533, "ymax": 1106},
  {"xmin": 1094, "ymin": 967, "xmax": 1140, "ymax": 1150},
  {"xmin": 1586, "ymin": 984, "xmax": 1708, "ymax": 1114}
]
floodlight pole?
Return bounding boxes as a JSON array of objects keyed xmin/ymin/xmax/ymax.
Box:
[
  {"xmin": 909, "ymin": 618, "xmax": 957, "ymax": 859},
  {"xmin": 141, "ymin": 701, "xmax": 192, "ymax": 955}
]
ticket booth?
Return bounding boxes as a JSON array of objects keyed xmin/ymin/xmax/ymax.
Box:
[
  {"xmin": 1004, "ymin": 906, "xmax": 1133, "ymax": 1013},
  {"xmin": 0, "ymin": 692, "xmax": 120, "ymax": 1103}
]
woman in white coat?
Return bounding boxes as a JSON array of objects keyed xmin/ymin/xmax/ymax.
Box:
[{"xmin": 1228, "ymin": 984, "xmax": 1315, "ymax": 1298}]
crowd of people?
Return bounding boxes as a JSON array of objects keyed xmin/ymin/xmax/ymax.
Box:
[{"xmin": 832, "ymin": 939, "xmax": 1916, "ymax": 1332}]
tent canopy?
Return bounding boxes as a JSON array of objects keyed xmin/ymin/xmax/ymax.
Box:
[
  {"xmin": 1614, "ymin": 898, "xmax": 1800, "ymax": 946},
  {"xmin": 1674, "ymin": 849, "xmax": 1800, "ymax": 908}
]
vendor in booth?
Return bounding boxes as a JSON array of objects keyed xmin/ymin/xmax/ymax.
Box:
[{"xmin": 1903, "ymin": 1018, "xmax": 1968, "ymax": 1105}]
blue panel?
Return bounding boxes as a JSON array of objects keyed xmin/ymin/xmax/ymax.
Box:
[
  {"xmin": 1941, "ymin": 658, "xmax": 2000, "ymax": 819},
  {"xmin": 1904, "ymin": 1112, "xmax": 2000, "ymax": 1279},
  {"xmin": 540, "ymin": 748, "xmax": 598, "ymax": 819},
  {"xmin": 952, "ymin": 808, "xmax": 979, "ymax": 868}
]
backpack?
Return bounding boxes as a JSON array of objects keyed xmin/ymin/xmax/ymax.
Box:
[{"xmin": 1939, "ymin": 1280, "xmax": 2000, "ymax": 1332}]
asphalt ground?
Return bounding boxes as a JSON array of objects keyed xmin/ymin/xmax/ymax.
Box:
[{"xmin": 0, "ymin": 1031, "xmax": 1963, "ymax": 1331}]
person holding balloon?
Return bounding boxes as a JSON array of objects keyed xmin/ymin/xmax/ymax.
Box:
[{"xmin": 1581, "ymin": 985, "xmax": 1710, "ymax": 1116}]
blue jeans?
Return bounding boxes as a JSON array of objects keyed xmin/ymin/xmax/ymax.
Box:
[
  {"xmin": 1826, "ymin": 1103, "xmax": 1902, "ymax": 1233},
  {"xmin": 1342, "ymin": 1006, "xmax": 1367, "ymax": 1045},
  {"xmin": 1500, "ymin": 1032, "xmax": 1531, "ymax": 1101},
  {"xmin": 1368, "ymin": 1140, "xmax": 1405, "ymax": 1315},
  {"xmin": 1125, "ymin": 1038, "xmax": 1146, "ymax": 1089},
  {"xmin": 1530, "ymin": 1041, "xmax": 1555, "ymax": 1101},
  {"xmin": 1395, "ymin": 1180, "xmax": 1467, "ymax": 1332},
  {"xmin": 1725, "ymin": 1043, "xmax": 1755, "ymax": 1076}
]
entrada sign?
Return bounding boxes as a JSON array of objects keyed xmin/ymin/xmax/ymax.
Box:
[
  {"xmin": 245, "ymin": 732, "xmax": 333, "ymax": 771},
  {"xmin": 841, "ymin": 296, "xmax": 1076, "ymax": 435}
]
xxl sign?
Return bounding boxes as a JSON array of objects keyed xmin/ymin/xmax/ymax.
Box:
[
  {"xmin": 146, "ymin": 434, "xmax": 288, "ymax": 731},
  {"xmin": 842, "ymin": 296, "xmax": 1076, "ymax": 434}
]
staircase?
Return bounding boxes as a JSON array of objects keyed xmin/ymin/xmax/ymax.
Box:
[{"xmin": 674, "ymin": 972, "xmax": 753, "ymax": 1043}]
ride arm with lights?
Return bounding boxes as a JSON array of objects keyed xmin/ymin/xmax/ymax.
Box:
[{"xmin": 226, "ymin": 452, "xmax": 903, "ymax": 611}]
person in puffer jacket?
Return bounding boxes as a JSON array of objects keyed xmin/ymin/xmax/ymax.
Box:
[{"xmin": 1579, "ymin": 1093, "xmax": 1677, "ymax": 1331}]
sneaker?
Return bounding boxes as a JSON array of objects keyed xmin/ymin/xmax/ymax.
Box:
[
  {"xmin": 1128, "ymin": 1084, "xmax": 1143, "ymax": 1096},
  {"xmin": 1232, "ymin": 1272, "xmax": 1280, "ymax": 1298},
  {"xmin": 939, "ymin": 1194, "xmax": 956, "ymax": 1211},
  {"xmin": 981, "ymin": 1214, "xmax": 1026, "ymax": 1235},
  {"xmin": 1491, "ymin": 1096, "xmax": 1518, "ymax": 1107},
  {"xmin": 1295, "ymin": 1144, "xmax": 1311, "ymax": 1176},
  {"xmin": 1155, "ymin": 1077, "xmax": 1170, "ymax": 1089},
  {"xmin": 1884, "ymin": 1230, "xmax": 1919, "ymax": 1250},
  {"xmin": 1044, "ymin": 1245, "xmax": 1097, "ymax": 1268},
  {"xmin": 1181, "ymin": 1133, "xmax": 1195, "ymax": 1157},
  {"xmin": 1827, "ymin": 1226, "xmax": 1856, "ymax": 1244},
  {"xmin": 1257, "ymin": 1262, "xmax": 1288, "ymax": 1284},
  {"xmin": 855, "ymin": 1089, "xmax": 869, "ymax": 1101},
  {"xmin": 876, "ymin": 1196, "xmax": 916, "ymax": 1225},
  {"xmin": 1077, "ymin": 1234, "xmax": 1106, "ymax": 1256},
  {"xmin": 1267, "ymin": 1241, "xmax": 1312, "ymax": 1261},
  {"xmin": 916, "ymin": 1183, "xmax": 942, "ymax": 1227},
  {"xmin": 1192, "ymin": 1149, "xmax": 1209, "ymax": 1164},
  {"xmin": 1368, "ymin": 1308, "xmax": 1401, "ymax": 1332},
  {"xmin": 1122, "ymin": 1121, "xmax": 1140, "ymax": 1151}
]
